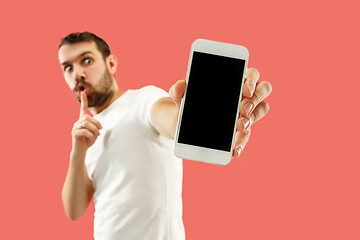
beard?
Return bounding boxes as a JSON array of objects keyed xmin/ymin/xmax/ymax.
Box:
[{"xmin": 74, "ymin": 68, "xmax": 114, "ymax": 108}]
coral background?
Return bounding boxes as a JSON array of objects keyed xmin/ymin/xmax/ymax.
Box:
[{"xmin": 1, "ymin": 0, "xmax": 359, "ymax": 239}]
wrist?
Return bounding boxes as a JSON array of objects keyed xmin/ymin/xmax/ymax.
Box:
[{"xmin": 70, "ymin": 144, "xmax": 87, "ymax": 167}]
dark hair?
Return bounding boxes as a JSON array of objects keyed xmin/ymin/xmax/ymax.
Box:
[{"xmin": 59, "ymin": 32, "xmax": 111, "ymax": 60}]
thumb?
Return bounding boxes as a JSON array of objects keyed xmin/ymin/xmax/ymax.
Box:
[
  {"xmin": 80, "ymin": 91, "xmax": 88, "ymax": 117},
  {"xmin": 175, "ymin": 80, "xmax": 186, "ymax": 98},
  {"xmin": 170, "ymin": 80, "xmax": 186, "ymax": 108}
]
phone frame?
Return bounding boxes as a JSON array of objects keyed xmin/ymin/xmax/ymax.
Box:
[{"xmin": 174, "ymin": 39, "xmax": 249, "ymax": 165}]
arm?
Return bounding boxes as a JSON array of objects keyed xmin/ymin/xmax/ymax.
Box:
[
  {"xmin": 150, "ymin": 80, "xmax": 186, "ymax": 139},
  {"xmin": 62, "ymin": 150, "xmax": 94, "ymax": 221},
  {"xmin": 150, "ymin": 97, "xmax": 179, "ymax": 139},
  {"xmin": 62, "ymin": 91, "xmax": 102, "ymax": 220}
]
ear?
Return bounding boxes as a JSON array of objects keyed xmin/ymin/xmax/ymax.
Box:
[{"xmin": 106, "ymin": 54, "xmax": 118, "ymax": 75}]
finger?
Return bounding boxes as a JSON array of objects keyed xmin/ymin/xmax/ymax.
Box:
[
  {"xmin": 74, "ymin": 128, "xmax": 95, "ymax": 141},
  {"xmin": 79, "ymin": 115, "xmax": 103, "ymax": 130},
  {"xmin": 80, "ymin": 91, "xmax": 88, "ymax": 118},
  {"xmin": 77, "ymin": 120, "xmax": 101, "ymax": 136},
  {"xmin": 169, "ymin": 80, "xmax": 186, "ymax": 107},
  {"xmin": 239, "ymin": 81, "xmax": 272, "ymax": 117},
  {"xmin": 243, "ymin": 68, "xmax": 260, "ymax": 98},
  {"xmin": 175, "ymin": 80, "xmax": 186, "ymax": 98},
  {"xmin": 236, "ymin": 115, "xmax": 251, "ymax": 132},
  {"xmin": 232, "ymin": 128, "xmax": 251, "ymax": 158},
  {"xmin": 249, "ymin": 101, "xmax": 270, "ymax": 125},
  {"xmin": 236, "ymin": 101, "xmax": 270, "ymax": 132}
]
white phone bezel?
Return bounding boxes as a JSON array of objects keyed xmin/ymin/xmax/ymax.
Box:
[{"xmin": 174, "ymin": 39, "xmax": 249, "ymax": 165}]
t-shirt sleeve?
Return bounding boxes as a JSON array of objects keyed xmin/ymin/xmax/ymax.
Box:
[{"xmin": 134, "ymin": 85, "xmax": 170, "ymax": 136}]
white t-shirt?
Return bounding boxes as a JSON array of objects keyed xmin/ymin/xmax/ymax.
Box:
[{"xmin": 85, "ymin": 86, "xmax": 185, "ymax": 240}]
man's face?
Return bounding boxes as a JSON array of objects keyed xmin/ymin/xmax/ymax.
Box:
[{"xmin": 58, "ymin": 41, "xmax": 114, "ymax": 107}]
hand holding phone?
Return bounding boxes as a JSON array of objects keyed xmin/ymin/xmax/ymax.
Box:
[{"xmin": 174, "ymin": 39, "xmax": 249, "ymax": 165}]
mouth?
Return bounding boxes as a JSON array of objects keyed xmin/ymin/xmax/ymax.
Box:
[{"xmin": 76, "ymin": 83, "xmax": 89, "ymax": 95}]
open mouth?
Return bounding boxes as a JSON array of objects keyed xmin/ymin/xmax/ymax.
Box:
[{"xmin": 76, "ymin": 83, "xmax": 88, "ymax": 95}]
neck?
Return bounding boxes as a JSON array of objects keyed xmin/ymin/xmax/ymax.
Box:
[{"xmin": 89, "ymin": 84, "xmax": 125, "ymax": 115}]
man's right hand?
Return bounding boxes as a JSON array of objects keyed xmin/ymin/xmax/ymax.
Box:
[
  {"xmin": 72, "ymin": 91, "xmax": 103, "ymax": 154},
  {"xmin": 64, "ymin": 91, "xmax": 99, "ymax": 220}
]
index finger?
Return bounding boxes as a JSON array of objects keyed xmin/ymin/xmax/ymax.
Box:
[
  {"xmin": 243, "ymin": 68, "xmax": 260, "ymax": 98},
  {"xmin": 80, "ymin": 91, "xmax": 88, "ymax": 117}
]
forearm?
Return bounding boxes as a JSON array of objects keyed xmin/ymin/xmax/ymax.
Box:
[
  {"xmin": 151, "ymin": 97, "xmax": 180, "ymax": 139},
  {"xmin": 62, "ymin": 149, "xmax": 94, "ymax": 221}
]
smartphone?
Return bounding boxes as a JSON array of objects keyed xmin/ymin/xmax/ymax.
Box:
[{"xmin": 174, "ymin": 39, "xmax": 249, "ymax": 165}]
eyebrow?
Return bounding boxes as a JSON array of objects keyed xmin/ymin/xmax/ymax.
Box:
[{"xmin": 61, "ymin": 51, "xmax": 94, "ymax": 66}]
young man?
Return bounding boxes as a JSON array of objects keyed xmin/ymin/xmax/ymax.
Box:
[{"xmin": 59, "ymin": 32, "xmax": 272, "ymax": 239}]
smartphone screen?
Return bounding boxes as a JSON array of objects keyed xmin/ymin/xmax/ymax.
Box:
[{"xmin": 178, "ymin": 51, "xmax": 246, "ymax": 152}]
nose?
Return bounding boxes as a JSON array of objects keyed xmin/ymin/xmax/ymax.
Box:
[{"xmin": 72, "ymin": 65, "xmax": 86, "ymax": 82}]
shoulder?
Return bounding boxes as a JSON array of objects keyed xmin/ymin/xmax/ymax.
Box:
[
  {"xmin": 128, "ymin": 85, "xmax": 169, "ymax": 116},
  {"xmin": 137, "ymin": 85, "xmax": 168, "ymax": 96},
  {"xmin": 132, "ymin": 85, "xmax": 169, "ymax": 106}
]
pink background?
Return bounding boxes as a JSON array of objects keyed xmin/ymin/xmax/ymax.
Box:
[{"xmin": 1, "ymin": 0, "xmax": 359, "ymax": 239}]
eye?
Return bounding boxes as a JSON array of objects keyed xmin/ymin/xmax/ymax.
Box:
[
  {"xmin": 84, "ymin": 58, "xmax": 92, "ymax": 64},
  {"xmin": 64, "ymin": 65, "xmax": 72, "ymax": 72}
]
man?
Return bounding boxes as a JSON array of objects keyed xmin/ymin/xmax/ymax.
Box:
[{"xmin": 59, "ymin": 32, "xmax": 272, "ymax": 239}]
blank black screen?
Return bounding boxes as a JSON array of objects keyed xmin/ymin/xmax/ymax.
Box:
[{"xmin": 178, "ymin": 51, "xmax": 245, "ymax": 152}]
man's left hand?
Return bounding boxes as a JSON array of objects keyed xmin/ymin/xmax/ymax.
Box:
[{"xmin": 169, "ymin": 68, "xmax": 272, "ymax": 158}]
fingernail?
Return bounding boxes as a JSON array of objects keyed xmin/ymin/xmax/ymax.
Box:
[
  {"xmin": 241, "ymin": 117, "xmax": 250, "ymax": 131},
  {"xmin": 247, "ymin": 83, "xmax": 255, "ymax": 96},
  {"xmin": 236, "ymin": 145, "xmax": 242, "ymax": 156},
  {"xmin": 244, "ymin": 102, "xmax": 254, "ymax": 115}
]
